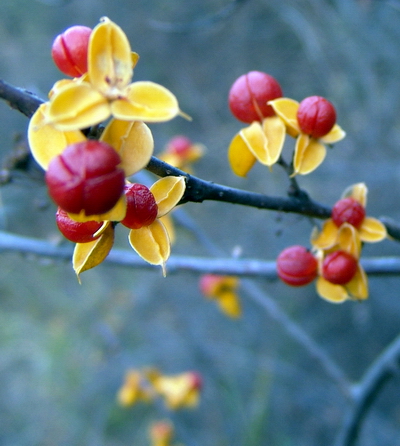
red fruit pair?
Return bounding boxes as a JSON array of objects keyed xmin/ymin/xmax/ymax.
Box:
[
  {"xmin": 277, "ymin": 245, "xmax": 358, "ymax": 287},
  {"xmin": 55, "ymin": 182, "xmax": 158, "ymax": 243}
]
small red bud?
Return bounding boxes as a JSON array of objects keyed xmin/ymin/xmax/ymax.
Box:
[
  {"xmin": 297, "ymin": 96, "xmax": 336, "ymax": 138},
  {"xmin": 55, "ymin": 207, "xmax": 102, "ymax": 243},
  {"xmin": 322, "ymin": 250, "xmax": 358, "ymax": 285},
  {"xmin": 51, "ymin": 25, "xmax": 92, "ymax": 77},
  {"xmin": 332, "ymin": 197, "xmax": 366, "ymax": 229},
  {"xmin": 46, "ymin": 140, "xmax": 125, "ymax": 216},
  {"xmin": 228, "ymin": 71, "xmax": 283, "ymax": 123},
  {"xmin": 121, "ymin": 183, "xmax": 158, "ymax": 229},
  {"xmin": 277, "ymin": 245, "xmax": 318, "ymax": 287}
]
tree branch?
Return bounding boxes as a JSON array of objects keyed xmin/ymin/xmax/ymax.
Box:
[
  {"xmin": 0, "ymin": 78, "xmax": 397, "ymax": 232},
  {"xmin": 0, "ymin": 79, "xmax": 43, "ymax": 118},
  {"xmin": 335, "ymin": 333, "xmax": 400, "ymax": 446},
  {"xmin": 0, "ymin": 230, "xmax": 399, "ymax": 277}
]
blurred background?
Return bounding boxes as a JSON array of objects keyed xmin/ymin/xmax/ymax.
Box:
[{"xmin": 1, "ymin": 0, "xmax": 400, "ymax": 445}]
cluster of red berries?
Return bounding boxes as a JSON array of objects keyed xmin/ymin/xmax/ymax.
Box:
[
  {"xmin": 48, "ymin": 26, "xmax": 160, "ymax": 244},
  {"xmin": 228, "ymin": 70, "xmax": 336, "ymax": 138},
  {"xmin": 56, "ymin": 178, "xmax": 159, "ymax": 243},
  {"xmin": 277, "ymin": 197, "xmax": 364, "ymax": 287}
]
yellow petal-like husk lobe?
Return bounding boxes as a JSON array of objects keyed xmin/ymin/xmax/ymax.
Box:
[
  {"xmin": 227, "ymin": 133, "xmax": 256, "ymax": 177},
  {"xmin": 151, "ymin": 176, "xmax": 186, "ymax": 217},
  {"xmin": 73, "ymin": 223, "xmax": 114, "ymax": 279},
  {"xmin": 128, "ymin": 219, "xmax": 170, "ymax": 266},
  {"xmin": 101, "ymin": 119, "xmax": 154, "ymax": 176},
  {"xmin": 47, "ymin": 82, "xmax": 110, "ymax": 131},
  {"xmin": 89, "ymin": 17, "xmax": 132, "ymax": 93},
  {"xmin": 112, "ymin": 81, "xmax": 179, "ymax": 122},
  {"xmin": 28, "ymin": 103, "xmax": 86, "ymax": 169},
  {"xmin": 293, "ymin": 134, "xmax": 326, "ymax": 175}
]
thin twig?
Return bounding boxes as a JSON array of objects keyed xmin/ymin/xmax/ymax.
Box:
[
  {"xmin": 0, "ymin": 230, "xmax": 399, "ymax": 277},
  {"xmin": 335, "ymin": 333, "xmax": 400, "ymax": 446}
]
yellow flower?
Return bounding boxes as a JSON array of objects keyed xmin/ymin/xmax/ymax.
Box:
[
  {"xmin": 269, "ymin": 98, "xmax": 346, "ymax": 175},
  {"xmin": 42, "ymin": 17, "xmax": 181, "ymax": 131},
  {"xmin": 228, "ymin": 116, "xmax": 286, "ymax": 176},
  {"xmin": 146, "ymin": 369, "xmax": 202, "ymax": 410},
  {"xmin": 127, "ymin": 176, "xmax": 186, "ymax": 273},
  {"xmin": 117, "ymin": 369, "xmax": 153, "ymax": 407},
  {"xmin": 199, "ymin": 274, "xmax": 241, "ymax": 318},
  {"xmin": 315, "ymin": 223, "xmax": 368, "ymax": 303},
  {"xmin": 311, "ymin": 183, "xmax": 387, "ymax": 250}
]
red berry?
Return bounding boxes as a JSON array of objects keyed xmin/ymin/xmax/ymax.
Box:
[
  {"xmin": 55, "ymin": 207, "xmax": 102, "ymax": 243},
  {"xmin": 121, "ymin": 183, "xmax": 158, "ymax": 229},
  {"xmin": 166, "ymin": 136, "xmax": 192, "ymax": 157},
  {"xmin": 297, "ymin": 96, "xmax": 336, "ymax": 138},
  {"xmin": 46, "ymin": 140, "xmax": 125, "ymax": 216},
  {"xmin": 51, "ymin": 25, "xmax": 92, "ymax": 77},
  {"xmin": 322, "ymin": 250, "xmax": 358, "ymax": 285},
  {"xmin": 277, "ymin": 245, "xmax": 318, "ymax": 287},
  {"xmin": 228, "ymin": 71, "xmax": 283, "ymax": 123},
  {"xmin": 332, "ymin": 197, "xmax": 366, "ymax": 229}
]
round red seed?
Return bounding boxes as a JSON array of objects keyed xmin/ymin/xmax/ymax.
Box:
[
  {"xmin": 55, "ymin": 207, "xmax": 102, "ymax": 243},
  {"xmin": 121, "ymin": 183, "xmax": 158, "ymax": 229},
  {"xmin": 46, "ymin": 140, "xmax": 125, "ymax": 216},
  {"xmin": 228, "ymin": 71, "xmax": 283, "ymax": 123},
  {"xmin": 277, "ymin": 245, "xmax": 318, "ymax": 287},
  {"xmin": 51, "ymin": 25, "xmax": 92, "ymax": 77},
  {"xmin": 297, "ymin": 96, "xmax": 336, "ymax": 138},
  {"xmin": 332, "ymin": 197, "xmax": 366, "ymax": 229},
  {"xmin": 322, "ymin": 250, "xmax": 358, "ymax": 285}
]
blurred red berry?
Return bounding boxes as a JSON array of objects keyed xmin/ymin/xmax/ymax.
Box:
[
  {"xmin": 55, "ymin": 207, "xmax": 102, "ymax": 243},
  {"xmin": 121, "ymin": 183, "xmax": 158, "ymax": 229},
  {"xmin": 297, "ymin": 96, "xmax": 336, "ymax": 138},
  {"xmin": 322, "ymin": 250, "xmax": 358, "ymax": 285},
  {"xmin": 166, "ymin": 135, "xmax": 192, "ymax": 156},
  {"xmin": 277, "ymin": 245, "xmax": 318, "ymax": 286},
  {"xmin": 332, "ymin": 197, "xmax": 366, "ymax": 229},
  {"xmin": 51, "ymin": 25, "xmax": 92, "ymax": 77},
  {"xmin": 228, "ymin": 71, "xmax": 283, "ymax": 123},
  {"xmin": 46, "ymin": 140, "xmax": 125, "ymax": 215}
]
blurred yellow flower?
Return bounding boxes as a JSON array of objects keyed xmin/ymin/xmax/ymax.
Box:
[
  {"xmin": 117, "ymin": 369, "xmax": 153, "ymax": 407},
  {"xmin": 146, "ymin": 369, "xmax": 202, "ymax": 410},
  {"xmin": 149, "ymin": 421, "xmax": 176, "ymax": 446},
  {"xmin": 159, "ymin": 135, "xmax": 205, "ymax": 174},
  {"xmin": 199, "ymin": 274, "xmax": 241, "ymax": 318}
]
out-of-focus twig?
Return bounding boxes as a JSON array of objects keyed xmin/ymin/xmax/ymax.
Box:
[
  {"xmin": 0, "ymin": 230, "xmax": 399, "ymax": 277},
  {"xmin": 335, "ymin": 333, "xmax": 400, "ymax": 446}
]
